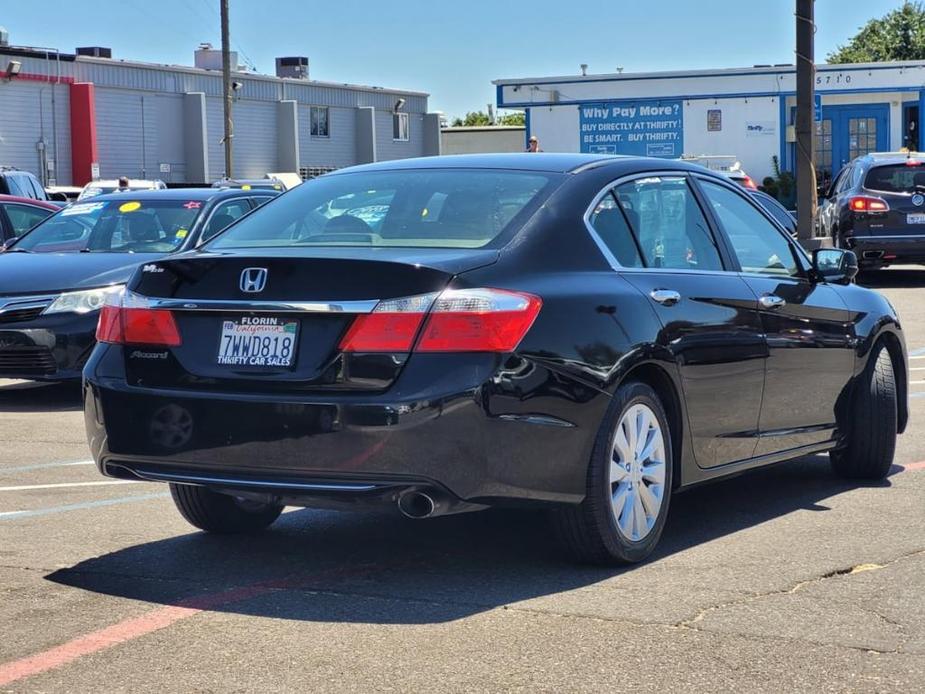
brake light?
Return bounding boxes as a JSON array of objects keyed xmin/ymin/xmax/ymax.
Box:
[
  {"xmin": 96, "ymin": 291, "xmax": 181, "ymax": 346},
  {"xmin": 849, "ymin": 196, "xmax": 889, "ymax": 213},
  {"xmin": 417, "ymin": 289, "xmax": 542, "ymax": 352},
  {"xmin": 338, "ymin": 288, "xmax": 542, "ymax": 353},
  {"xmin": 742, "ymin": 175, "xmax": 758, "ymax": 190}
]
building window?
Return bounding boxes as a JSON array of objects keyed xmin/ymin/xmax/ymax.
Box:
[
  {"xmin": 393, "ymin": 112, "xmax": 410, "ymax": 141},
  {"xmin": 310, "ymin": 106, "xmax": 330, "ymax": 137}
]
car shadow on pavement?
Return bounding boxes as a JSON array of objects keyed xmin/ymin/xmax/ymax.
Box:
[
  {"xmin": 0, "ymin": 380, "xmax": 82, "ymax": 413},
  {"xmin": 46, "ymin": 455, "xmax": 896, "ymax": 625},
  {"xmin": 857, "ymin": 268, "xmax": 925, "ymax": 289}
]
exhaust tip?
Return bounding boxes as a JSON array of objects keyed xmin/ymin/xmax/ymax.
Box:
[{"xmin": 398, "ymin": 491, "xmax": 436, "ymax": 519}]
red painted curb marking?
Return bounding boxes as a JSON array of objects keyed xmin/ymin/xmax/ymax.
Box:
[
  {"xmin": 902, "ymin": 460, "xmax": 925, "ymax": 471},
  {"xmin": 0, "ymin": 563, "xmax": 384, "ymax": 687}
]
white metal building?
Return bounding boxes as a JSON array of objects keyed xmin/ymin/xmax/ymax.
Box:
[
  {"xmin": 0, "ymin": 37, "xmax": 439, "ymax": 187},
  {"xmin": 495, "ymin": 61, "xmax": 925, "ymax": 186}
]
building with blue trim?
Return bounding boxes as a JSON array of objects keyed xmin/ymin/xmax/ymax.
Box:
[{"xmin": 495, "ymin": 61, "xmax": 925, "ymax": 186}]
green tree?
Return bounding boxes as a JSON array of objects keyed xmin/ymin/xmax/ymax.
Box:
[
  {"xmin": 449, "ymin": 110, "xmax": 525, "ymax": 127},
  {"xmin": 498, "ymin": 112, "xmax": 526, "ymax": 126},
  {"xmin": 828, "ymin": 2, "xmax": 925, "ymax": 63}
]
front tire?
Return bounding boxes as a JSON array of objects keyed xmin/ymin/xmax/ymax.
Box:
[
  {"xmin": 830, "ymin": 343, "xmax": 898, "ymax": 480},
  {"xmin": 169, "ymin": 483, "xmax": 284, "ymax": 533},
  {"xmin": 554, "ymin": 381, "xmax": 674, "ymax": 565}
]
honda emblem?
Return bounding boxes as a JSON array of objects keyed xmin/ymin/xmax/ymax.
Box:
[{"xmin": 240, "ymin": 267, "xmax": 268, "ymax": 293}]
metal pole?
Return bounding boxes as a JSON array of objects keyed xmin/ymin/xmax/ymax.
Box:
[
  {"xmin": 795, "ymin": 0, "xmax": 816, "ymax": 243},
  {"xmin": 220, "ymin": 0, "xmax": 233, "ymax": 179}
]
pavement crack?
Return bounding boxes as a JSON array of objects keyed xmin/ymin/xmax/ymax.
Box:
[{"xmin": 673, "ymin": 547, "xmax": 925, "ymax": 631}]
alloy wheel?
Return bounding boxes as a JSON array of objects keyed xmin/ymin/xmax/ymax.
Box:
[{"xmin": 609, "ymin": 403, "xmax": 667, "ymax": 542}]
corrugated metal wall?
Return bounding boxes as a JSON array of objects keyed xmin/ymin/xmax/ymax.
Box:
[
  {"xmin": 0, "ymin": 81, "xmax": 72, "ymax": 185},
  {"xmin": 375, "ymin": 111, "xmax": 425, "ymax": 162},
  {"xmin": 299, "ymin": 106, "xmax": 356, "ymax": 169},
  {"xmin": 1, "ymin": 50, "xmax": 430, "ymax": 183},
  {"xmin": 232, "ymin": 99, "xmax": 278, "ymax": 178}
]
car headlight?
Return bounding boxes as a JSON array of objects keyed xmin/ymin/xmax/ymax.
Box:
[{"xmin": 43, "ymin": 285, "xmax": 125, "ymax": 315}]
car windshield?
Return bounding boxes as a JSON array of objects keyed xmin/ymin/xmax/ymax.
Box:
[
  {"xmin": 865, "ymin": 164, "xmax": 925, "ymax": 193},
  {"xmin": 207, "ymin": 169, "xmax": 557, "ymax": 250},
  {"xmin": 13, "ymin": 199, "xmax": 203, "ymax": 253}
]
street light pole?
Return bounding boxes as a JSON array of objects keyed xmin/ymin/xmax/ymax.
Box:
[
  {"xmin": 795, "ymin": 0, "xmax": 816, "ymax": 244},
  {"xmin": 220, "ymin": 0, "xmax": 233, "ymax": 179}
]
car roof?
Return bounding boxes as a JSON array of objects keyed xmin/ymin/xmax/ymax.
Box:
[
  {"xmin": 857, "ymin": 152, "xmax": 925, "ymax": 166},
  {"xmin": 84, "ymin": 188, "xmax": 269, "ymax": 202},
  {"xmin": 330, "ymin": 153, "xmax": 713, "ymax": 176},
  {"xmin": 0, "ymin": 194, "xmax": 59, "ymax": 210}
]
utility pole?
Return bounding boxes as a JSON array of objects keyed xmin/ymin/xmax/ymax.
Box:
[
  {"xmin": 220, "ymin": 0, "xmax": 233, "ymax": 179},
  {"xmin": 795, "ymin": 0, "xmax": 816, "ymax": 245}
]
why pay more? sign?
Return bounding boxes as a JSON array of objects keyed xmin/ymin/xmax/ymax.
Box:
[{"xmin": 580, "ymin": 100, "xmax": 683, "ymax": 158}]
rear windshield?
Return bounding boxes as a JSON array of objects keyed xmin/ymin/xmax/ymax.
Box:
[
  {"xmin": 13, "ymin": 199, "xmax": 203, "ymax": 253},
  {"xmin": 865, "ymin": 165, "xmax": 925, "ymax": 194},
  {"xmin": 208, "ymin": 169, "xmax": 557, "ymax": 249}
]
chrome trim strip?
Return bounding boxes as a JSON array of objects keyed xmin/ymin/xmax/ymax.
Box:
[
  {"xmin": 0, "ymin": 295, "xmax": 57, "ymax": 314},
  {"xmin": 145, "ymin": 298, "xmax": 380, "ymax": 313},
  {"xmin": 127, "ymin": 466, "xmax": 382, "ymax": 492},
  {"xmin": 854, "ymin": 235, "xmax": 925, "ymax": 241}
]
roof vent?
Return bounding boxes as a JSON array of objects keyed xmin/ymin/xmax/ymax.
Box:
[
  {"xmin": 195, "ymin": 45, "xmax": 237, "ymax": 71},
  {"xmin": 76, "ymin": 46, "xmax": 112, "ymax": 59},
  {"xmin": 0, "ymin": 26, "xmax": 9, "ymax": 48},
  {"xmin": 276, "ymin": 56, "xmax": 309, "ymax": 80}
]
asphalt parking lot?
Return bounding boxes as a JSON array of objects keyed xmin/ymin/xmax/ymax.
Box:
[{"xmin": 0, "ymin": 271, "xmax": 923, "ymax": 693}]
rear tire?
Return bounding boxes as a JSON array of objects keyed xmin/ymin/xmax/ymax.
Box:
[
  {"xmin": 169, "ymin": 483, "xmax": 283, "ymax": 533},
  {"xmin": 553, "ymin": 381, "xmax": 674, "ymax": 565},
  {"xmin": 830, "ymin": 343, "xmax": 898, "ymax": 480}
]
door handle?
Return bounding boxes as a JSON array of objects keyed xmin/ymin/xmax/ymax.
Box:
[
  {"xmin": 650, "ymin": 289, "xmax": 681, "ymax": 306},
  {"xmin": 758, "ymin": 294, "xmax": 786, "ymax": 309}
]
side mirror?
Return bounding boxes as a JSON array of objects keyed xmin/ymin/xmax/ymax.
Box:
[{"xmin": 812, "ymin": 248, "xmax": 858, "ymax": 285}]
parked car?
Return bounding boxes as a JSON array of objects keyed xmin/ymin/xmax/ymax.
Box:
[
  {"xmin": 0, "ymin": 167, "xmax": 49, "ymax": 201},
  {"xmin": 817, "ymin": 152, "xmax": 925, "ymax": 268},
  {"xmin": 212, "ymin": 177, "xmax": 285, "ymax": 192},
  {"xmin": 748, "ymin": 189, "xmax": 797, "ymax": 236},
  {"xmin": 0, "ymin": 187, "xmax": 277, "ymax": 381},
  {"xmin": 0, "ymin": 195, "xmax": 58, "ymax": 244},
  {"xmin": 46, "ymin": 186, "xmax": 84, "ymax": 204},
  {"xmin": 82, "ymin": 154, "xmax": 906, "ymax": 565},
  {"xmin": 725, "ymin": 168, "xmax": 758, "ymax": 190},
  {"xmin": 78, "ymin": 179, "xmax": 167, "ymax": 200}
]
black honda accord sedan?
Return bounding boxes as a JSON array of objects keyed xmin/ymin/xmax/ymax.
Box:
[
  {"xmin": 0, "ymin": 188, "xmax": 277, "ymax": 380},
  {"xmin": 83, "ymin": 154, "xmax": 907, "ymax": 564}
]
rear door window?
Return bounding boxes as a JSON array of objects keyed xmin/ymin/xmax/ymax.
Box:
[
  {"xmin": 588, "ymin": 193, "xmax": 644, "ymax": 268},
  {"xmin": 613, "ymin": 176, "xmax": 723, "ymax": 271}
]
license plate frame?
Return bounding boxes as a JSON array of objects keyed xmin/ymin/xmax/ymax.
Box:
[
  {"xmin": 216, "ymin": 316, "xmax": 299, "ymax": 369},
  {"xmin": 907, "ymin": 213, "xmax": 925, "ymax": 225}
]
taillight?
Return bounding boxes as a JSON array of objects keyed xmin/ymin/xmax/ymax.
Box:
[
  {"xmin": 417, "ymin": 288, "xmax": 542, "ymax": 352},
  {"xmin": 742, "ymin": 175, "xmax": 758, "ymax": 190},
  {"xmin": 849, "ymin": 196, "xmax": 889, "ymax": 213},
  {"xmin": 96, "ymin": 290, "xmax": 182, "ymax": 347},
  {"xmin": 338, "ymin": 288, "xmax": 542, "ymax": 353}
]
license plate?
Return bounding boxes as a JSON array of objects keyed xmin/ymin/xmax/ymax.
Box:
[
  {"xmin": 217, "ymin": 317, "xmax": 298, "ymax": 368},
  {"xmin": 907, "ymin": 213, "xmax": 925, "ymax": 225}
]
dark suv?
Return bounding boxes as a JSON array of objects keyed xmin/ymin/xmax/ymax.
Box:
[
  {"xmin": 0, "ymin": 167, "xmax": 48, "ymax": 201},
  {"xmin": 818, "ymin": 152, "xmax": 925, "ymax": 268}
]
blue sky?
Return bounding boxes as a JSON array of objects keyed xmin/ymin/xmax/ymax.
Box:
[{"xmin": 0, "ymin": 0, "xmax": 905, "ymax": 117}]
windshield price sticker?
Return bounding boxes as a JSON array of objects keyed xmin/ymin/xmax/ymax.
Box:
[{"xmin": 60, "ymin": 202, "xmax": 106, "ymax": 216}]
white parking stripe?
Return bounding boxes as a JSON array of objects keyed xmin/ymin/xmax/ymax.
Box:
[
  {"xmin": 910, "ymin": 380, "xmax": 925, "ymax": 385},
  {"xmin": 912, "ymin": 355, "xmax": 925, "ymax": 360},
  {"xmin": 0, "ymin": 480, "xmax": 140, "ymax": 492},
  {"xmin": 1, "ymin": 460, "xmax": 94, "ymax": 474}
]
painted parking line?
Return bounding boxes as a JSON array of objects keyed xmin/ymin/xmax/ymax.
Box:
[
  {"xmin": 1, "ymin": 460, "xmax": 95, "ymax": 475},
  {"xmin": 0, "ymin": 562, "xmax": 389, "ymax": 688},
  {"xmin": 0, "ymin": 493, "xmax": 169, "ymax": 521},
  {"xmin": 0, "ymin": 480, "xmax": 140, "ymax": 493},
  {"xmin": 909, "ymin": 347, "xmax": 925, "ymax": 356}
]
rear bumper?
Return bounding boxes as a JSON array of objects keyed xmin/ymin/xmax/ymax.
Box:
[
  {"xmin": 0, "ymin": 312, "xmax": 97, "ymax": 380},
  {"xmin": 845, "ymin": 234, "xmax": 925, "ymax": 264},
  {"xmin": 83, "ymin": 345, "xmax": 608, "ymax": 505}
]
